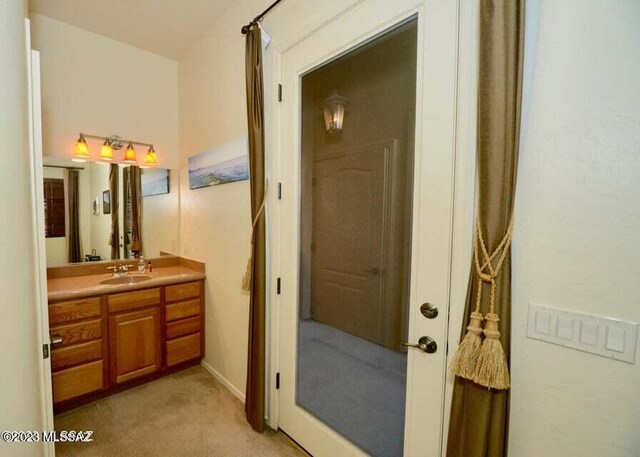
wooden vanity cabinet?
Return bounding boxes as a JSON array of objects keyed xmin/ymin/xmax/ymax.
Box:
[
  {"xmin": 49, "ymin": 297, "xmax": 106, "ymax": 404},
  {"xmin": 164, "ymin": 281, "xmax": 203, "ymax": 367},
  {"xmin": 49, "ymin": 280, "xmax": 204, "ymax": 409}
]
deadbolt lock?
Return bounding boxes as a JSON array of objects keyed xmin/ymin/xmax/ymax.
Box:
[{"xmin": 420, "ymin": 302, "xmax": 438, "ymax": 319}]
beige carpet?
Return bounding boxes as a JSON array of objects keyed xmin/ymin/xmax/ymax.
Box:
[{"xmin": 54, "ymin": 366, "xmax": 306, "ymax": 457}]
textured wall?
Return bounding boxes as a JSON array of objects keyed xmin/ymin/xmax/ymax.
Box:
[{"xmin": 510, "ymin": 1, "xmax": 640, "ymax": 455}]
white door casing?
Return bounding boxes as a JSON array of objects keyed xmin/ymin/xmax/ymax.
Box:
[
  {"xmin": 26, "ymin": 22, "xmax": 56, "ymax": 456},
  {"xmin": 273, "ymin": 0, "xmax": 460, "ymax": 456}
]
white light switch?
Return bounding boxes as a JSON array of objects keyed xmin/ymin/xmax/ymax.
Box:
[
  {"xmin": 557, "ymin": 316, "xmax": 573, "ymax": 340},
  {"xmin": 605, "ymin": 326, "xmax": 625, "ymax": 353},
  {"xmin": 535, "ymin": 312, "xmax": 551, "ymax": 335},
  {"xmin": 527, "ymin": 303, "xmax": 638, "ymax": 364},
  {"xmin": 580, "ymin": 321, "xmax": 599, "ymax": 346}
]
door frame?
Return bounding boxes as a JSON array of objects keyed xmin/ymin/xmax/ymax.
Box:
[
  {"xmin": 265, "ymin": 0, "xmax": 480, "ymax": 455},
  {"xmin": 26, "ymin": 20, "xmax": 56, "ymax": 457}
]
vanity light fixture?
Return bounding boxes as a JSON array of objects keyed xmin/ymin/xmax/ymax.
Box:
[
  {"xmin": 71, "ymin": 133, "xmax": 158, "ymax": 166},
  {"xmin": 143, "ymin": 145, "xmax": 158, "ymax": 168},
  {"xmin": 321, "ymin": 90, "xmax": 349, "ymax": 134},
  {"xmin": 73, "ymin": 133, "xmax": 90, "ymax": 162},
  {"xmin": 99, "ymin": 138, "xmax": 114, "ymax": 162},
  {"xmin": 123, "ymin": 142, "xmax": 137, "ymax": 164}
]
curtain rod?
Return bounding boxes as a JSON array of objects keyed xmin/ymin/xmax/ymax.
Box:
[
  {"xmin": 44, "ymin": 165, "xmax": 85, "ymax": 170},
  {"xmin": 241, "ymin": 0, "xmax": 283, "ymax": 34}
]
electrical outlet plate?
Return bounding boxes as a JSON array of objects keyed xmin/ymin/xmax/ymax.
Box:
[{"xmin": 527, "ymin": 303, "xmax": 639, "ymax": 364}]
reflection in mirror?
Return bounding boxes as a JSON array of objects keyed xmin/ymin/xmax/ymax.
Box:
[{"xmin": 42, "ymin": 157, "xmax": 179, "ymax": 267}]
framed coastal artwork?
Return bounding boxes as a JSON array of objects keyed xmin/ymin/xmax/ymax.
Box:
[
  {"xmin": 142, "ymin": 168, "xmax": 170, "ymax": 197},
  {"xmin": 188, "ymin": 136, "xmax": 249, "ymax": 190}
]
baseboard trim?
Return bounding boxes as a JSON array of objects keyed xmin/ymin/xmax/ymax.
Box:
[{"xmin": 201, "ymin": 360, "xmax": 246, "ymax": 403}]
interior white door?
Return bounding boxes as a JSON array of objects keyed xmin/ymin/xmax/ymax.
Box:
[{"xmin": 276, "ymin": 0, "xmax": 459, "ymax": 456}]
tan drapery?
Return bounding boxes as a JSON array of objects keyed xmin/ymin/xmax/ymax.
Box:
[
  {"xmin": 108, "ymin": 163, "xmax": 120, "ymax": 260},
  {"xmin": 244, "ymin": 25, "xmax": 267, "ymax": 432},
  {"xmin": 124, "ymin": 166, "xmax": 143, "ymax": 255},
  {"xmin": 446, "ymin": 1, "xmax": 524, "ymax": 456},
  {"xmin": 67, "ymin": 169, "xmax": 82, "ymax": 263}
]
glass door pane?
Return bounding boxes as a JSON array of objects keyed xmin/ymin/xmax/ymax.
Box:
[{"xmin": 296, "ymin": 20, "xmax": 417, "ymax": 457}]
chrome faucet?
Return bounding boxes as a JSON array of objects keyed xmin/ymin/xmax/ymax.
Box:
[{"xmin": 107, "ymin": 264, "xmax": 131, "ymax": 277}]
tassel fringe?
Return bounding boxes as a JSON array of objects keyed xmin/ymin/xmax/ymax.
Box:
[
  {"xmin": 449, "ymin": 312, "xmax": 484, "ymax": 379},
  {"xmin": 241, "ymin": 256, "xmax": 252, "ymax": 291},
  {"xmin": 471, "ymin": 313, "xmax": 510, "ymax": 390}
]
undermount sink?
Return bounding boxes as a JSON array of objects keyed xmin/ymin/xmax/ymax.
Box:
[{"xmin": 100, "ymin": 275, "xmax": 152, "ymax": 285}]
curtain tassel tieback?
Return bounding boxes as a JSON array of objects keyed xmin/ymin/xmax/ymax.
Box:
[
  {"xmin": 241, "ymin": 182, "xmax": 268, "ymax": 291},
  {"xmin": 449, "ymin": 215, "xmax": 514, "ymax": 390}
]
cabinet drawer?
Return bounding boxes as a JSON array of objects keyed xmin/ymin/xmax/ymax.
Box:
[
  {"xmin": 49, "ymin": 297, "xmax": 101, "ymax": 325},
  {"xmin": 50, "ymin": 319, "xmax": 101, "ymax": 346},
  {"xmin": 108, "ymin": 287, "xmax": 160, "ymax": 313},
  {"xmin": 52, "ymin": 360, "xmax": 103, "ymax": 403},
  {"xmin": 166, "ymin": 299, "xmax": 200, "ymax": 322},
  {"xmin": 51, "ymin": 340, "xmax": 102, "ymax": 371},
  {"xmin": 166, "ymin": 316, "xmax": 201, "ymax": 340},
  {"xmin": 166, "ymin": 333, "xmax": 201, "ymax": 367},
  {"xmin": 165, "ymin": 281, "xmax": 200, "ymax": 303}
]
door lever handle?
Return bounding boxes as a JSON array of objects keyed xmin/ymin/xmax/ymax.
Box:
[{"xmin": 401, "ymin": 336, "xmax": 437, "ymax": 354}]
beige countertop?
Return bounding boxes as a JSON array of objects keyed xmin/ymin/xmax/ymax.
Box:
[{"xmin": 48, "ymin": 265, "xmax": 205, "ymax": 302}]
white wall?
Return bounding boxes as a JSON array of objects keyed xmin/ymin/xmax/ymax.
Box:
[
  {"xmin": 30, "ymin": 13, "xmax": 180, "ymax": 169},
  {"xmin": 0, "ymin": 1, "xmax": 46, "ymax": 455},
  {"xmin": 510, "ymin": 1, "xmax": 640, "ymax": 456},
  {"xmin": 179, "ymin": 0, "xmax": 360, "ymax": 396}
]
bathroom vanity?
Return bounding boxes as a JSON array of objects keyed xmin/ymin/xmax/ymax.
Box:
[{"xmin": 46, "ymin": 256, "xmax": 205, "ymax": 411}]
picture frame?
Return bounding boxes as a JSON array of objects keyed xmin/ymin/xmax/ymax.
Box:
[
  {"xmin": 102, "ymin": 190, "xmax": 111, "ymax": 214},
  {"xmin": 141, "ymin": 168, "xmax": 170, "ymax": 197}
]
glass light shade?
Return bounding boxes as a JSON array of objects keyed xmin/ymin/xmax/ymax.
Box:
[
  {"xmin": 144, "ymin": 146, "xmax": 158, "ymax": 167},
  {"xmin": 123, "ymin": 142, "xmax": 137, "ymax": 164},
  {"xmin": 321, "ymin": 90, "xmax": 349, "ymax": 134},
  {"xmin": 100, "ymin": 139, "xmax": 113, "ymax": 162},
  {"xmin": 73, "ymin": 134, "xmax": 90, "ymax": 162}
]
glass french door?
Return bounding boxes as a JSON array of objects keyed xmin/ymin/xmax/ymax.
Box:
[{"xmin": 276, "ymin": 1, "xmax": 459, "ymax": 456}]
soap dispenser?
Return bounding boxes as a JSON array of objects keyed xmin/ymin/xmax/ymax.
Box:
[{"xmin": 138, "ymin": 256, "xmax": 146, "ymax": 273}]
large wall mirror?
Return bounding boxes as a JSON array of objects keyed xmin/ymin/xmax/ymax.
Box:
[{"xmin": 43, "ymin": 157, "xmax": 179, "ymax": 267}]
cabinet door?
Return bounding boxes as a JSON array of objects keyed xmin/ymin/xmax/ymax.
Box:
[{"xmin": 109, "ymin": 307, "xmax": 161, "ymax": 385}]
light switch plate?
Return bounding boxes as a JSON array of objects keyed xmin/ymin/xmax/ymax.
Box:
[{"xmin": 527, "ymin": 303, "xmax": 639, "ymax": 364}]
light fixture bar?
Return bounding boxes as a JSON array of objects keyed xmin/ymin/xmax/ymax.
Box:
[{"xmin": 80, "ymin": 133, "xmax": 153, "ymax": 149}]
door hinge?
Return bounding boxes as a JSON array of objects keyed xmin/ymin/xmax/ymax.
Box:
[
  {"xmin": 277, "ymin": 84, "xmax": 282, "ymax": 102},
  {"xmin": 42, "ymin": 343, "xmax": 49, "ymax": 360},
  {"xmin": 276, "ymin": 277, "xmax": 281, "ymax": 295},
  {"xmin": 276, "ymin": 372, "xmax": 280, "ymax": 390},
  {"xmin": 277, "ymin": 182, "xmax": 282, "ymax": 200}
]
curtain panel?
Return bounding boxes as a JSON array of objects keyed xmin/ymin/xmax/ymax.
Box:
[
  {"xmin": 244, "ymin": 25, "xmax": 267, "ymax": 433},
  {"xmin": 67, "ymin": 169, "xmax": 82, "ymax": 263},
  {"xmin": 109, "ymin": 163, "xmax": 120, "ymax": 260},
  {"xmin": 447, "ymin": 1, "xmax": 525, "ymax": 456}
]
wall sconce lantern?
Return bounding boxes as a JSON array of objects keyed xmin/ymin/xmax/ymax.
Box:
[{"xmin": 321, "ymin": 90, "xmax": 349, "ymax": 134}]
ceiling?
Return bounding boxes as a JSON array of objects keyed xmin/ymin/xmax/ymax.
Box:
[{"xmin": 29, "ymin": 0, "xmax": 235, "ymax": 60}]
